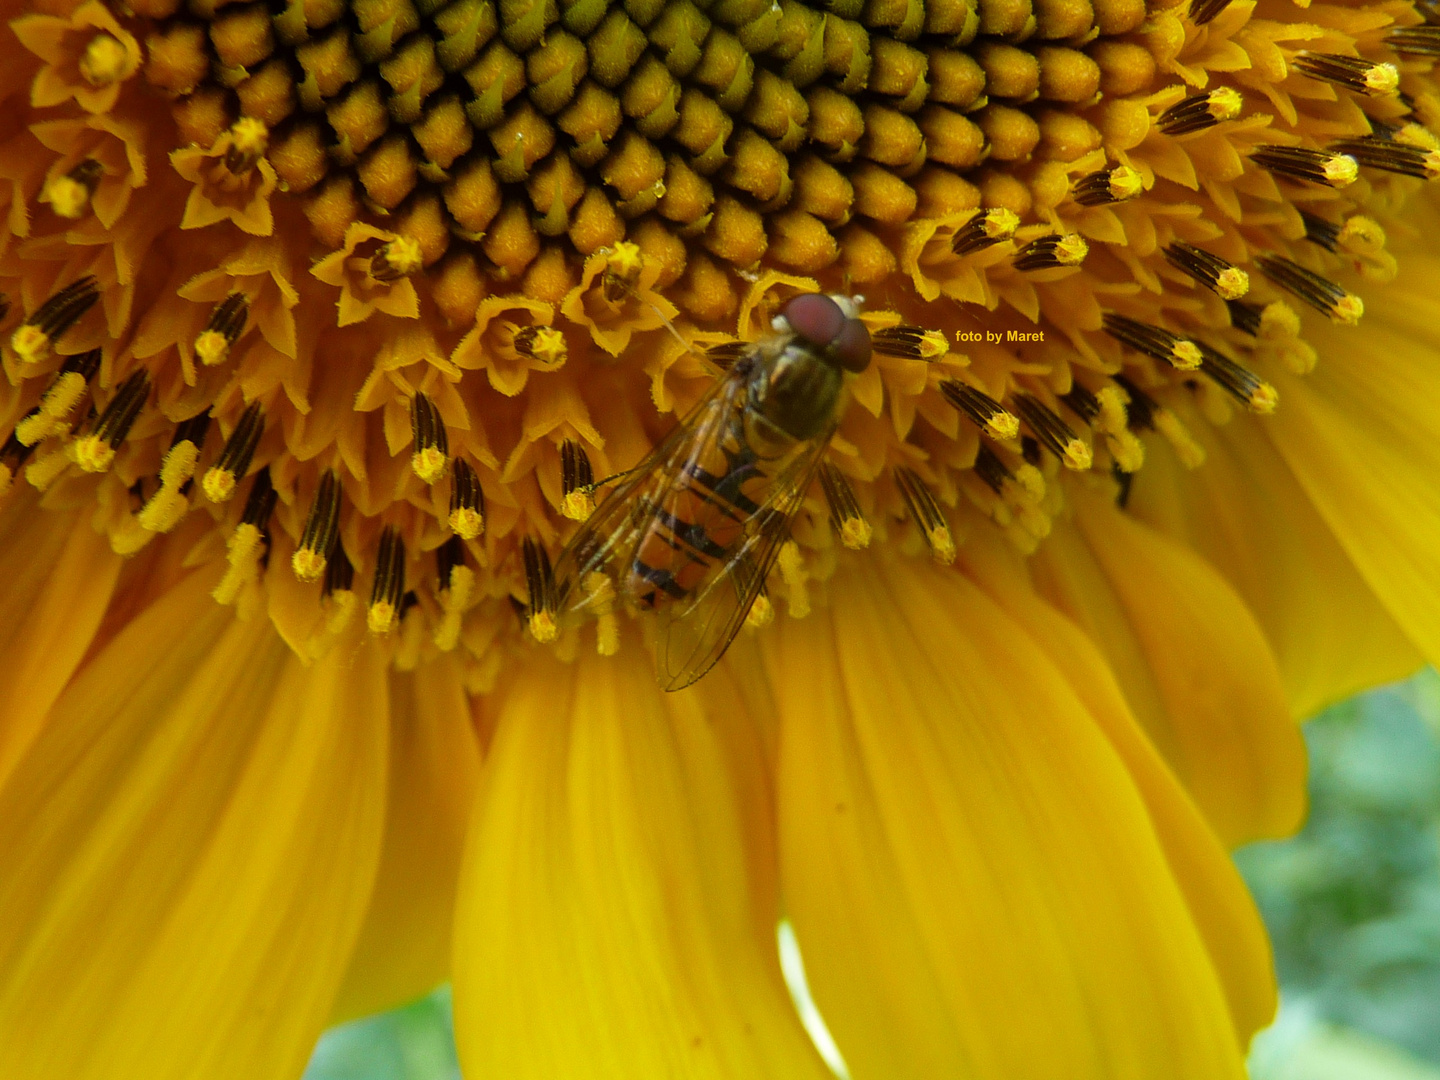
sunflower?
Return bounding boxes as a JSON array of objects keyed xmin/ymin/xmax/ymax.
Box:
[{"xmin": 1, "ymin": 0, "xmax": 1438, "ymax": 1073}]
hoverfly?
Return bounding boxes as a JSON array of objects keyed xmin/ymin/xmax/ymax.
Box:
[{"xmin": 543, "ymin": 292, "xmax": 873, "ymax": 691}]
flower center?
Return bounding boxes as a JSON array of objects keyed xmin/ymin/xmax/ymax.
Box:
[{"xmin": 2, "ymin": 0, "xmax": 1437, "ymax": 684}]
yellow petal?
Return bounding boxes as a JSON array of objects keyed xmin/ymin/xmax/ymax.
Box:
[
  {"xmin": 452, "ymin": 647, "xmax": 833, "ymax": 1080},
  {"xmin": 1030, "ymin": 491, "xmax": 1305, "ymax": 847},
  {"xmin": 771, "ymin": 557, "xmax": 1246, "ymax": 1080},
  {"xmin": 0, "ymin": 571, "xmax": 389, "ymax": 1080},
  {"xmin": 1266, "ymin": 242, "xmax": 1440, "ymax": 668},
  {"xmin": 961, "ymin": 530, "xmax": 1278, "ymax": 1044},
  {"xmin": 332, "ymin": 654, "xmax": 482, "ymax": 1022},
  {"xmin": 1127, "ymin": 394, "xmax": 1422, "ymax": 718},
  {"xmin": 0, "ymin": 492, "xmax": 122, "ymax": 787}
]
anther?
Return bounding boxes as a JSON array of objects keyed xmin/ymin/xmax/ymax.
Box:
[
  {"xmin": 15, "ymin": 348, "xmax": 101, "ymax": 446},
  {"xmin": 72, "ymin": 370, "xmax": 149, "ymax": 473},
  {"xmin": 1163, "ymin": 241, "xmax": 1249, "ymax": 299},
  {"xmin": 818, "ymin": 462, "xmax": 872, "ymax": 550},
  {"xmin": 1072, "ymin": 164, "xmax": 1144, "ymax": 206},
  {"xmin": 511, "ymin": 323, "xmax": 568, "ymax": 363},
  {"xmin": 580, "ymin": 571, "xmax": 620, "ymax": 656},
  {"xmin": 601, "ymin": 240, "xmax": 645, "ymax": 302},
  {"xmin": 203, "ymin": 401, "xmax": 265, "ymax": 502},
  {"xmin": 448, "ymin": 457, "xmax": 486, "ymax": 538},
  {"xmin": 1195, "ymin": 343, "xmax": 1279, "ymax": 414},
  {"xmin": 410, "ymin": 392, "xmax": 449, "ymax": 483},
  {"xmin": 1102, "ymin": 313, "xmax": 1204, "ymax": 370},
  {"xmin": 435, "ymin": 537, "xmax": 476, "ymax": 652},
  {"xmin": 939, "ymin": 379, "xmax": 1020, "ymax": 440},
  {"xmin": 1327, "ymin": 137, "xmax": 1440, "ymax": 179},
  {"xmin": 1156, "ymin": 87, "xmax": 1243, "ymax": 135},
  {"xmin": 1385, "ymin": 26, "xmax": 1440, "ymax": 56},
  {"xmin": 871, "ymin": 325, "xmax": 949, "ymax": 361},
  {"xmin": 1226, "ymin": 298, "xmax": 1301, "ymax": 338},
  {"xmin": 368, "ymin": 526, "xmax": 408, "ymax": 634},
  {"xmin": 292, "ymin": 470, "xmax": 343, "ymax": 582},
  {"xmin": 1188, "ymin": 0, "xmax": 1233, "ymax": 25},
  {"xmin": 370, "ymin": 236, "xmax": 425, "ymax": 281},
  {"xmin": 135, "ymin": 414, "xmax": 210, "ymax": 534},
  {"xmin": 894, "ymin": 467, "xmax": 956, "ymax": 564},
  {"xmin": 80, "ymin": 32, "xmax": 130, "ymax": 86},
  {"xmin": 1254, "ymin": 254, "xmax": 1364, "ymax": 324},
  {"xmin": 41, "ymin": 160, "xmax": 103, "ymax": 220},
  {"xmin": 1250, "ymin": 146, "xmax": 1359, "ymax": 187},
  {"xmin": 522, "ymin": 537, "xmax": 559, "ymax": 643},
  {"xmin": 950, "ymin": 208, "xmax": 1020, "ymax": 255},
  {"xmin": 1293, "ymin": 52, "xmax": 1399, "ymax": 96},
  {"xmin": 1012, "ymin": 393, "xmax": 1092, "ymax": 470},
  {"xmin": 194, "ymin": 293, "xmax": 249, "ymax": 367},
  {"xmin": 1299, "ymin": 210, "xmax": 1341, "ymax": 251},
  {"xmin": 223, "ymin": 117, "xmax": 269, "ymax": 173},
  {"xmin": 560, "ymin": 438, "xmax": 596, "ymax": 521},
  {"xmin": 214, "ymin": 468, "xmax": 276, "ymax": 606},
  {"xmin": 1013, "ymin": 233, "xmax": 1087, "ymax": 271},
  {"xmin": 10, "ymin": 277, "xmax": 100, "ymax": 365}
]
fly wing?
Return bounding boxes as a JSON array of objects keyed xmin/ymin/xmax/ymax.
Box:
[
  {"xmin": 549, "ymin": 367, "xmax": 749, "ymax": 618},
  {"xmin": 652, "ymin": 423, "xmax": 836, "ymax": 691}
]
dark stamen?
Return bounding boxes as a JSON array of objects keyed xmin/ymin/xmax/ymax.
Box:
[
  {"xmin": 1162, "ymin": 241, "xmax": 1250, "ymax": 299},
  {"xmin": 1011, "ymin": 393, "xmax": 1092, "ymax": 470},
  {"xmin": 1250, "ymin": 145, "xmax": 1358, "ymax": 187},
  {"xmin": 1254, "ymin": 254, "xmax": 1364, "ymax": 323},
  {"xmin": 939, "ymin": 380, "xmax": 1019, "ymax": 440}
]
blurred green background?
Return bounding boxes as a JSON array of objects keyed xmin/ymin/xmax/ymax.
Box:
[{"xmin": 304, "ymin": 670, "xmax": 1440, "ymax": 1080}]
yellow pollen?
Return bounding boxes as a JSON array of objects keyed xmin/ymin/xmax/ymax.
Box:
[
  {"xmin": 1154, "ymin": 410, "xmax": 1206, "ymax": 469},
  {"xmin": 448, "ymin": 506, "xmax": 485, "ymax": 539},
  {"xmin": 1108, "ymin": 165, "xmax": 1144, "ymax": 201},
  {"xmin": 1324, "ymin": 154, "xmax": 1360, "ymax": 187},
  {"xmin": 16, "ymin": 372, "xmax": 87, "ymax": 445},
  {"xmin": 376, "ymin": 237, "xmax": 424, "ymax": 279},
  {"xmin": 411, "ymin": 446, "xmax": 448, "ymax": 484},
  {"xmin": 913, "ymin": 329, "xmax": 949, "ymax": 360},
  {"xmin": 202, "ymin": 467, "xmax": 239, "ymax": 503},
  {"xmin": 605, "ymin": 241, "xmax": 644, "ymax": 280},
  {"xmin": 986, "ymin": 411, "xmax": 1021, "ymax": 441},
  {"xmin": 1062, "ymin": 439, "xmax": 1093, "ymax": 471},
  {"xmin": 745, "ymin": 593, "xmax": 774, "ymax": 629},
  {"xmin": 41, "ymin": 175, "xmax": 91, "ymax": 219},
  {"xmin": 1109, "ymin": 430, "xmax": 1146, "ymax": 473},
  {"xmin": 1259, "ymin": 301, "xmax": 1302, "ymax": 338},
  {"xmin": 777, "ymin": 539, "xmax": 811, "ymax": 618},
  {"xmin": 1215, "ymin": 267, "xmax": 1250, "ymax": 300},
  {"xmin": 194, "ymin": 330, "xmax": 231, "ymax": 366},
  {"xmin": 1207, "ymin": 86, "xmax": 1244, "ymax": 121},
  {"xmin": 214, "ymin": 523, "xmax": 263, "ymax": 606},
  {"xmin": 985, "ymin": 208, "xmax": 1021, "ymax": 239},
  {"xmin": 79, "ymin": 34, "xmax": 129, "ymax": 87},
  {"xmin": 561, "ymin": 488, "xmax": 596, "ymax": 521},
  {"xmin": 231, "ymin": 117, "xmax": 269, "ymax": 159},
  {"xmin": 1171, "ymin": 340, "xmax": 1204, "ymax": 370},
  {"xmin": 368, "ymin": 600, "xmax": 399, "ymax": 635},
  {"xmin": 527, "ymin": 326, "xmax": 568, "ymax": 364},
  {"xmin": 135, "ymin": 441, "xmax": 200, "ymax": 534},
  {"xmin": 292, "ymin": 547, "xmax": 329, "ymax": 583},
  {"xmin": 25, "ymin": 448, "xmax": 72, "ymax": 492},
  {"xmin": 1332, "ymin": 293, "xmax": 1364, "ymax": 325},
  {"xmin": 1338, "ymin": 217, "xmax": 1386, "ymax": 255},
  {"xmin": 1094, "ymin": 386, "xmax": 1129, "ymax": 434},
  {"xmin": 1054, "ymin": 234, "xmax": 1088, "ymax": 266},
  {"xmin": 528, "ymin": 608, "xmax": 559, "ymax": 644},
  {"xmin": 1364, "ymin": 63, "xmax": 1401, "ymax": 95},
  {"xmin": 1014, "ymin": 463, "xmax": 1046, "ymax": 503},
  {"xmin": 582, "ymin": 571, "xmax": 620, "ymax": 656},
  {"xmin": 1424, "ymin": 151, "xmax": 1440, "ymax": 180},
  {"xmin": 927, "ymin": 525, "xmax": 958, "ymax": 565},
  {"xmin": 1397, "ymin": 123, "xmax": 1440, "ymax": 152},
  {"xmin": 1248, "ymin": 383, "xmax": 1279, "ymax": 415},
  {"xmin": 71, "ymin": 434, "xmax": 116, "ymax": 473},
  {"xmin": 839, "ymin": 516, "xmax": 873, "ymax": 550},
  {"xmin": 11, "ymin": 325, "xmax": 51, "ymax": 366},
  {"xmin": 435, "ymin": 565, "xmax": 477, "ymax": 652}
]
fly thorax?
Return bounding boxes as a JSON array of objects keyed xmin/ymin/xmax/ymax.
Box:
[{"xmin": 753, "ymin": 344, "xmax": 844, "ymax": 444}]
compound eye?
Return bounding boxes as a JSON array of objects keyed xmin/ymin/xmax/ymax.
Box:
[
  {"xmin": 831, "ymin": 316, "xmax": 872, "ymax": 372},
  {"xmin": 781, "ymin": 293, "xmax": 846, "ymax": 351}
]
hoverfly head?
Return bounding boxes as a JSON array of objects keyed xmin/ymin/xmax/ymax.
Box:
[{"xmin": 775, "ymin": 293, "xmax": 872, "ymax": 374}]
